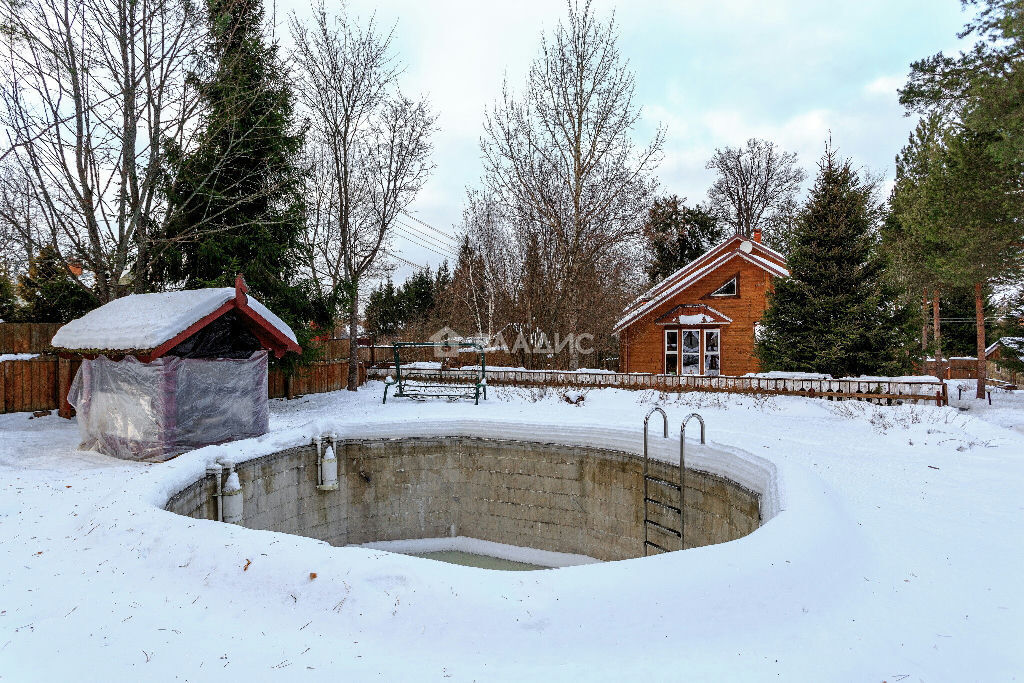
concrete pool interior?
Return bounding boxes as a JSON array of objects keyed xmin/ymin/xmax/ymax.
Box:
[
  {"xmin": 165, "ymin": 436, "xmax": 763, "ymax": 566},
  {"xmin": 412, "ymin": 550, "xmax": 547, "ymax": 571}
]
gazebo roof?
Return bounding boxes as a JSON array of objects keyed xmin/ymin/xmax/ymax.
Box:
[{"xmin": 52, "ymin": 276, "xmax": 300, "ymax": 359}]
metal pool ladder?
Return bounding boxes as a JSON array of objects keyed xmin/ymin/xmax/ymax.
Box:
[{"xmin": 642, "ymin": 408, "xmax": 706, "ymax": 556}]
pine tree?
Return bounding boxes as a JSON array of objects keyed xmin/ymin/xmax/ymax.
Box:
[
  {"xmin": 158, "ymin": 0, "xmax": 315, "ymax": 333},
  {"xmin": 901, "ymin": 0, "xmax": 1024, "ymax": 167},
  {"xmin": 926, "ymin": 127, "xmax": 1022, "ymax": 395},
  {"xmin": 756, "ymin": 148, "xmax": 918, "ymax": 377},
  {"xmin": 885, "ymin": 116, "xmax": 947, "ymax": 370},
  {"xmin": 643, "ymin": 195, "xmax": 722, "ymax": 283},
  {"xmin": 889, "ymin": 120, "xmax": 1022, "ymax": 394}
]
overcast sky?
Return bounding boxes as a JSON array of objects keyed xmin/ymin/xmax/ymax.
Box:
[{"xmin": 276, "ymin": 0, "xmax": 971, "ymax": 283}]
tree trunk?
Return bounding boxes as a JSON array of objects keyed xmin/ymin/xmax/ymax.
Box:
[
  {"xmin": 975, "ymin": 281, "xmax": 987, "ymax": 399},
  {"xmin": 932, "ymin": 288, "xmax": 943, "ymax": 380},
  {"xmin": 347, "ymin": 294, "xmax": 360, "ymax": 392},
  {"xmin": 921, "ymin": 289, "xmax": 929, "ymax": 350}
]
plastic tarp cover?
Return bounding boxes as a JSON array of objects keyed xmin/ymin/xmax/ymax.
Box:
[{"xmin": 68, "ymin": 351, "xmax": 269, "ymax": 462}]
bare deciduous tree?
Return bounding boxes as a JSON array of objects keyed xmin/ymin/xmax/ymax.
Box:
[
  {"xmin": 0, "ymin": 0, "xmax": 206, "ymax": 301},
  {"xmin": 290, "ymin": 4, "xmax": 436, "ymax": 390},
  {"xmin": 0, "ymin": 0, "xmax": 299, "ymax": 303},
  {"xmin": 705, "ymin": 138, "xmax": 806, "ymax": 244},
  {"xmin": 479, "ymin": 0, "xmax": 662, "ymax": 368}
]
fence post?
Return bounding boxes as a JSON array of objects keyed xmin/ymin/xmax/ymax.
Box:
[{"xmin": 57, "ymin": 357, "xmax": 72, "ymax": 418}]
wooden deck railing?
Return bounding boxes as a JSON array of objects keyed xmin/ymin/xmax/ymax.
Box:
[{"xmin": 366, "ymin": 367, "xmax": 949, "ymax": 406}]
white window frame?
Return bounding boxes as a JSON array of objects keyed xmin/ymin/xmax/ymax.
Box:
[
  {"xmin": 710, "ymin": 276, "xmax": 737, "ymax": 297},
  {"xmin": 704, "ymin": 329, "xmax": 721, "ymax": 376},
  {"xmin": 664, "ymin": 329, "xmax": 679, "ymax": 374},
  {"xmin": 680, "ymin": 328, "xmax": 700, "ymax": 375}
]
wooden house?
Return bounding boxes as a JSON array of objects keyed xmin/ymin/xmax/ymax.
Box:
[{"xmin": 614, "ymin": 231, "xmax": 788, "ymax": 376}]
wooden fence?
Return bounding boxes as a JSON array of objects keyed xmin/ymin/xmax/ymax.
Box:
[
  {"xmin": 921, "ymin": 357, "xmax": 980, "ymax": 379},
  {"xmin": 1, "ymin": 356, "xmax": 364, "ymax": 415},
  {"xmin": 268, "ymin": 360, "xmax": 365, "ymax": 399},
  {"xmin": 0, "ymin": 356, "xmax": 81, "ymax": 414},
  {"xmin": 367, "ymin": 367, "xmax": 949, "ymax": 406},
  {"xmin": 0, "ymin": 323, "xmax": 63, "ymax": 354}
]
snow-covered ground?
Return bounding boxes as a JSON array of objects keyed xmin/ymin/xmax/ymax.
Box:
[{"xmin": 2, "ymin": 381, "xmax": 1022, "ymax": 681}]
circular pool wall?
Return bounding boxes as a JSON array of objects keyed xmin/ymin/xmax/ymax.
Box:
[{"xmin": 165, "ymin": 437, "xmax": 762, "ymax": 561}]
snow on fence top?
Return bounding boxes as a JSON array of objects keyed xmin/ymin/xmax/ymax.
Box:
[
  {"xmin": 367, "ymin": 367, "xmax": 949, "ymax": 405},
  {"xmin": 51, "ymin": 287, "xmax": 297, "ymax": 352}
]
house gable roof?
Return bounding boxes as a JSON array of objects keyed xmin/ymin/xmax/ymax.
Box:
[
  {"xmin": 52, "ymin": 276, "xmax": 301, "ymax": 358},
  {"xmin": 986, "ymin": 336, "xmax": 1024, "ymax": 357},
  {"xmin": 614, "ymin": 236, "xmax": 788, "ymax": 333}
]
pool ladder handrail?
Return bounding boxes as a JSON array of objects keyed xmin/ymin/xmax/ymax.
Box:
[
  {"xmin": 642, "ymin": 408, "xmax": 706, "ymax": 556},
  {"xmin": 679, "ymin": 412, "xmax": 706, "ymax": 551}
]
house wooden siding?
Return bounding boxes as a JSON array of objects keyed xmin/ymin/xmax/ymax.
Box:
[{"xmin": 616, "ymin": 236, "xmax": 786, "ymax": 377}]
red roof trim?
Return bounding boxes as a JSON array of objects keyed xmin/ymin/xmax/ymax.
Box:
[
  {"xmin": 145, "ymin": 297, "xmax": 301, "ymax": 360},
  {"xmin": 148, "ymin": 301, "xmax": 236, "ymax": 359},
  {"xmin": 614, "ymin": 248, "xmax": 787, "ymax": 333},
  {"xmin": 234, "ymin": 302, "xmax": 302, "ymax": 358}
]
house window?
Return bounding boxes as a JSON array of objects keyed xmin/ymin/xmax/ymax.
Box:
[
  {"xmin": 704, "ymin": 329, "xmax": 721, "ymax": 376},
  {"xmin": 665, "ymin": 329, "xmax": 678, "ymax": 374},
  {"xmin": 710, "ymin": 277, "xmax": 737, "ymax": 297},
  {"xmin": 681, "ymin": 329, "xmax": 700, "ymax": 375}
]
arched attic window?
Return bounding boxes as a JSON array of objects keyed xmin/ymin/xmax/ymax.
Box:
[{"xmin": 709, "ymin": 276, "xmax": 737, "ymax": 297}]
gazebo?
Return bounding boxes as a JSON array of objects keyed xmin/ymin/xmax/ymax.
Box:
[{"xmin": 52, "ymin": 276, "xmax": 300, "ymax": 461}]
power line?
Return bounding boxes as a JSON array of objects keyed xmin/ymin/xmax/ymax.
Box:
[
  {"xmin": 393, "ymin": 227, "xmax": 455, "ymax": 259},
  {"xmin": 396, "ymin": 219, "xmax": 458, "ymax": 252},
  {"xmin": 383, "ymin": 249, "xmax": 428, "ymax": 271},
  {"xmin": 400, "ymin": 211, "xmax": 463, "ymax": 243},
  {"xmin": 392, "ymin": 227, "xmax": 456, "ymax": 260}
]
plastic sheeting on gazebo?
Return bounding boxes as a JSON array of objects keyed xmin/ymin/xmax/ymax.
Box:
[{"xmin": 68, "ymin": 351, "xmax": 269, "ymax": 461}]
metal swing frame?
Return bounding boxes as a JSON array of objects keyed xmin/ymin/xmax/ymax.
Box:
[{"xmin": 382, "ymin": 341, "xmax": 487, "ymax": 405}]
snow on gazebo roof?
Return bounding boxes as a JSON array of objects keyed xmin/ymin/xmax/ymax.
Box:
[{"xmin": 52, "ymin": 277, "xmax": 299, "ymax": 357}]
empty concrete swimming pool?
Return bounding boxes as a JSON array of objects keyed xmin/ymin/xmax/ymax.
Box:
[{"xmin": 165, "ymin": 435, "xmax": 763, "ymax": 565}]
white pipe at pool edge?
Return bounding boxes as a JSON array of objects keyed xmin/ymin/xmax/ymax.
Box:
[
  {"xmin": 220, "ymin": 460, "xmax": 243, "ymax": 524},
  {"xmin": 206, "ymin": 461, "xmax": 224, "ymax": 522},
  {"xmin": 319, "ymin": 443, "xmax": 339, "ymax": 491}
]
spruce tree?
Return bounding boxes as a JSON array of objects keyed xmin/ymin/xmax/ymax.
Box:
[
  {"xmin": 158, "ymin": 0, "xmax": 315, "ymax": 332},
  {"xmin": 400, "ymin": 269, "xmax": 434, "ymax": 321},
  {"xmin": 365, "ymin": 279, "xmax": 401, "ymax": 337},
  {"xmin": 756, "ymin": 148, "xmax": 918, "ymax": 377}
]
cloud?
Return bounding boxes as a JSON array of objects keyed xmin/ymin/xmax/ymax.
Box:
[
  {"xmin": 864, "ymin": 74, "xmax": 906, "ymax": 98},
  {"xmin": 276, "ymin": 0, "xmax": 968, "ymax": 280}
]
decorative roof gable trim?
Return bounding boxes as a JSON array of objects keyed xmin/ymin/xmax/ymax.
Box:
[
  {"xmin": 614, "ymin": 250, "xmax": 788, "ymax": 332},
  {"xmin": 654, "ymin": 303, "xmax": 734, "ymax": 326},
  {"xmin": 627, "ymin": 235, "xmax": 786, "ymax": 311}
]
